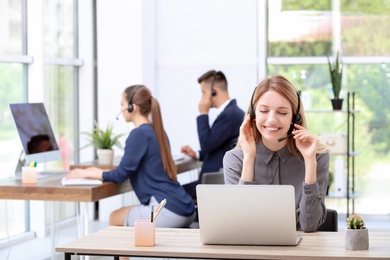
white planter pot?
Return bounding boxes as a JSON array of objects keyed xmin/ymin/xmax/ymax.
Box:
[
  {"xmin": 345, "ymin": 228, "xmax": 369, "ymax": 250},
  {"xmin": 96, "ymin": 149, "xmax": 114, "ymax": 165}
]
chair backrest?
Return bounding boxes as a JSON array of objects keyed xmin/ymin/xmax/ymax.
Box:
[
  {"xmin": 316, "ymin": 208, "xmax": 338, "ymax": 232},
  {"xmin": 201, "ymin": 171, "xmax": 224, "ymax": 184}
]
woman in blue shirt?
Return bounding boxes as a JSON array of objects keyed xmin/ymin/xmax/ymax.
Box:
[{"xmin": 66, "ymin": 85, "xmax": 196, "ymax": 228}]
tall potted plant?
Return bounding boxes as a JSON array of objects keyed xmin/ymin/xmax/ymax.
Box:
[
  {"xmin": 81, "ymin": 121, "xmax": 125, "ymax": 165},
  {"xmin": 327, "ymin": 51, "xmax": 343, "ymax": 110},
  {"xmin": 345, "ymin": 213, "xmax": 369, "ymax": 250}
]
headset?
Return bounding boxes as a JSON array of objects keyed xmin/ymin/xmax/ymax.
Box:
[
  {"xmin": 248, "ymin": 87, "xmax": 257, "ymax": 120},
  {"xmin": 210, "ymin": 71, "xmax": 217, "ymax": 96},
  {"xmin": 247, "ymin": 87, "xmax": 302, "ymax": 142},
  {"xmin": 128, "ymin": 85, "xmax": 144, "ymax": 113},
  {"xmin": 279, "ymin": 92, "xmax": 302, "ymax": 142}
]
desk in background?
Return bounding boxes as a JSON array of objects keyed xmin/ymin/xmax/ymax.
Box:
[
  {"xmin": 0, "ymin": 172, "xmax": 132, "ymax": 260},
  {"xmin": 0, "ymin": 173, "xmax": 131, "ymax": 202},
  {"xmin": 70, "ymin": 155, "xmax": 203, "ymax": 174},
  {"xmin": 57, "ymin": 226, "xmax": 390, "ymax": 260}
]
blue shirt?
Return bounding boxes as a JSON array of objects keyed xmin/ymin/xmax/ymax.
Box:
[{"xmin": 102, "ymin": 124, "xmax": 195, "ymax": 216}]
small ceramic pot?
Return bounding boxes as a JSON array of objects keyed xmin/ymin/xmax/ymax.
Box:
[
  {"xmin": 97, "ymin": 149, "xmax": 114, "ymax": 165},
  {"xmin": 345, "ymin": 228, "xmax": 369, "ymax": 250}
]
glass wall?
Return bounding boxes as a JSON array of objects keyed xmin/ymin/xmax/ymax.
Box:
[
  {"xmin": 0, "ymin": 0, "xmax": 23, "ymax": 54},
  {"xmin": 0, "ymin": 0, "xmax": 79, "ymax": 240},
  {"xmin": 0, "ymin": 0, "xmax": 29, "ymax": 240},
  {"xmin": 268, "ymin": 0, "xmax": 390, "ymax": 215},
  {"xmin": 43, "ymin": 0, "xmax": 78, "ymax": 222}
]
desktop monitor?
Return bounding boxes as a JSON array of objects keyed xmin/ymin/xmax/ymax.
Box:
[{"xmin": 9, "ymin": 102, "xmax": 62, "ymax": 165}]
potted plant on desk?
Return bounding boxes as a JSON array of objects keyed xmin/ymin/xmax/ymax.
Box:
[
  {"xmin": 327, "ymin": 51, "xmax": 343, "ymax": 110},
  {"xmin": 345, "ymin": 213, "xmax": 369, "ymax": 250},
  {"xmin": 81, "ymin": 121, "xmax": 125, "ymax": 165}
]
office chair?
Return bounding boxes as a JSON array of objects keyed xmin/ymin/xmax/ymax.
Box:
[
  {"xmin": 316, "ymin": 208, "xmax": 339, "ymax": 232},
  {"xmin": 188, "ymin": 171, "xmax": 224, "ymax": 229},
  {"xmin": 201, "ymin": 171, "xmax": 224, "ymax": 184}
]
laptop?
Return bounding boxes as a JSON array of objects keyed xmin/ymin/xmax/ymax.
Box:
[{"xmin": 196, "ymin": 184, "xmax": 301, "ymax": 246}]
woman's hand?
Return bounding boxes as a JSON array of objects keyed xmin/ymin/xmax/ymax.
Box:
[
  {"xmin": 65, "ymin": 167, "xmax": 103, "ymax": 180},
  {"xmin": 292, "ymin": 124, "xmax": 319, "ymax": 160},
  {"xmin": 238, "ymin": 115, "xmax": 256, "ymax": 158},
  {"xmin": 292, "ymin": 125, "xmax": 319, "ymax": 185}
]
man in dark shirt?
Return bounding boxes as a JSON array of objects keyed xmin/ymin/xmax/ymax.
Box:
[{"xmin": 181, "ymin": 70, "xmax": 245, "ymax": 199}]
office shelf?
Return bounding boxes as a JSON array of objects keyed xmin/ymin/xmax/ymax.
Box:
[{"xmin": 307, "ymin": 92, "xmax": 358, "ymax": 217}]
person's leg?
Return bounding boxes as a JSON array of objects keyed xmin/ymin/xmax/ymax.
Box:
[{"xmin": 109, "ymin": 205, "xmax": 135, "ymax": 226}]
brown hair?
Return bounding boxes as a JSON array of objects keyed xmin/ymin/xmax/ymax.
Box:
[
  {"xmin": 197, "ymin": 70, "xmax": 228, "ymax": 91},
  {"xmin": 124, "ymin": 85, "xmax": 177, "ymax": 181},
  {"xmin": 248, "ymin": 75, "xmax": 327, "ymax": 156}
]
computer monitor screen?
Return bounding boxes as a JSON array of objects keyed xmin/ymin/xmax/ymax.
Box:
[{"xmin": 9, "ymin": 103, "xmax": 62, "ymax": 164}]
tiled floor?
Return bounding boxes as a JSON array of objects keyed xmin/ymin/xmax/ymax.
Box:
[{"xmin": 1, "ymin": 214, "xmax": 390, "ymax": 260}]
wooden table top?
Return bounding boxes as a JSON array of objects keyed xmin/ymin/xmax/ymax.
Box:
[
  {"xmin": 0, "ymin": 173, "xmax": 131, "ymax": 202},
  {"xmin": 56, "ymin": 226, "xmax": 390, "ymax": 259},
  {"xmin": 70, "ymin": 156, "xmax": 202, "ymax": 174},
  {"xmin": 0, "ymin": 157, "xmax": 201, "ymax": 203}
]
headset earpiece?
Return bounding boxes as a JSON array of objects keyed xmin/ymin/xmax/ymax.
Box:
[
  {"xmin": 128, "ymin": 85, "xmax": 143, "ymax": 113},
  {"xmin": 211, "ymin": 71, "xmax": 217, "ymax": 96},
  {"xmin": 287, "ymin": 92, "xmax": 302, "ymax": 136},
  {"xmin": 293, "ymin": 92, "xmax": 302, "ymax": 125}
]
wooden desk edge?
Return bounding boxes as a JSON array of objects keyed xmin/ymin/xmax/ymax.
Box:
[
  {"xmin": 70, "ymin": 157, "xmax": 202, "ymax": 174},
  {"xmin": 56, "ymin": 227, "xmax": 390, "ymax": 260},
  {"xmin": 0, "ymin": 176, "xmax": 132, "ymax": 202}
]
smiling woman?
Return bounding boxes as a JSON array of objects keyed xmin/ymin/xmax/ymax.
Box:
[{"xmin": 223, "ymin": 74, "xmax": 330, "ymax": 232}]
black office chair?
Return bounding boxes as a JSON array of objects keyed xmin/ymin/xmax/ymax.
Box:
[
  {"xmin": 316, "ymin": 208, "xmax": 339, "ymax": 232},
  {"xmin": 189, "ymin": 171, "xmax": 224, "ymax": 228},
  {"xmin": 201, "ymin": 171, "xmax": 224, "ymax": 184}
]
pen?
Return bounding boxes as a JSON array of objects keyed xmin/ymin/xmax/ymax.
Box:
[
  {"xmin": 151, "ymin": 205, "xmax": 154, "ymax": 222},
  {"xmin": 29, "ymin": 161, "xmax": 37, "ymax": 167},
  {"xmin": 153, "ymin": 199, "xmax": 167, "ymax": 222}
]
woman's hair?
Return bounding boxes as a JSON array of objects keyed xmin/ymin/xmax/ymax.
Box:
[
  {"xmin": 248, "ymin": 75, "xmax": 327, "ymax": 156},
  {"xmin": 124, "ymin": 85, "xmax": 177, "ymax": 181}
]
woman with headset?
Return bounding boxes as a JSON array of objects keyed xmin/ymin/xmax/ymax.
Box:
[
  {"xmin": 223, "ymin": 75, "xmax": 329, "ymax": 232},
  {"xmin": 66, "ymin": 85, "xmax": 196, "ymax": 228}
]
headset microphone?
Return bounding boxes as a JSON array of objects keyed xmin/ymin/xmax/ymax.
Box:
[
  {"xmin": 116, "ymin": 109, "xmax": 127, "ymax": 120},
  {"xmin": 278, "ymin": 133, "xmax": 292, "ymax": 142}
]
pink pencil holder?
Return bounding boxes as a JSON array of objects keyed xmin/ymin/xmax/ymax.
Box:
[
  {"xmin": 22, "ymin": 167, "xmax": 37, "ymax": 184},
  {"xmin": 134, "ymin": 220, "xmax": 155, "ymax": 247}
]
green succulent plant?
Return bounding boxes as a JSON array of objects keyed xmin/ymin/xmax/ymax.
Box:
[
  {"xmin": 347, "ymin": 214, "xmax": 365, "ymax": 229},
  {"xmin": 327, "ymin": 51, "xmax": 343, "ymax": 100},
  {"xmin": 81, "ymin": 121, "xmax": 125, "ymax": 150}
]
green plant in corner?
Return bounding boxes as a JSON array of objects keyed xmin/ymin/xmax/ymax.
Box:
[
  {"xmin": 81, "ymin": 121, "xmax": 125, "ymax": 150},
  {"xmin": 347, "ymin": 214, "xmax": 365, "ymax": 229},
  {"xmin": 327, "ymin": 51, "xmax": 343, "ymax": 100}
]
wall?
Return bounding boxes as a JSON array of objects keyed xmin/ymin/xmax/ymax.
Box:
[{"xmin": 94, "ymin": 0, "xmax": 266, "ymax": 222}]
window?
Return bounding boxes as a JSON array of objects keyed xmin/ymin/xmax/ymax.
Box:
[
  {"xmin": 267, "ymin": 0, "xmax": 390, "ymax": 215},
  {"xmin": 0, "ymin": 0, "xmax": 29, "ymax": 240},
  {"xmin": 0, "ymin": 0, "xmax": 81, "ymax": 241},
  {"xmin": 43, "ymin": 0, "xmax": 79, "ymax": 222}
]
